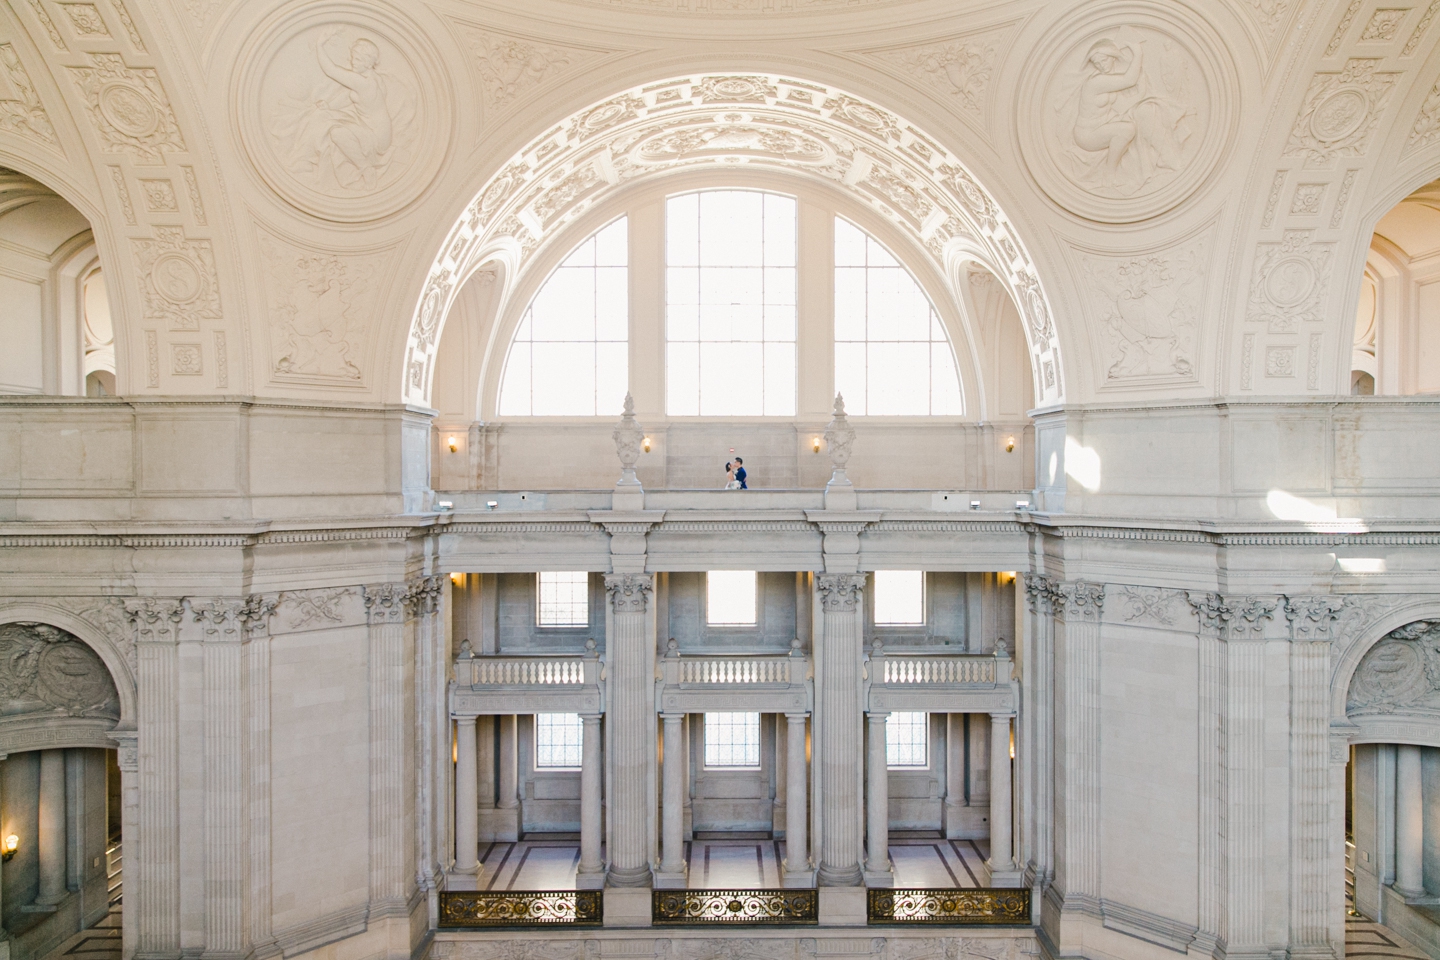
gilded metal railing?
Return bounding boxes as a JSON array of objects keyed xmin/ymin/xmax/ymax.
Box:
[
  {"xmin": 866, "ymin": 888, "xmax": 1031, "ymax": 925},
  {"xmin": 438, "ymin": 890, "xmax": 602, "ymax": 927},
  {"xmin": 653, "ymin": 889, "xmax": 818, "ymax": 924}
]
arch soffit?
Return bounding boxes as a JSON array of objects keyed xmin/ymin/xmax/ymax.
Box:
[
  {"xmin": 0, "ymin": 601, "xmax": 137, "ymax": 731},
  {"xmin": 406, "ymin": 73, "xmax": 1063, "ymax": 412},
  {"xmin": 467, "ymin": 168, "xmax": 989, "ymax": 422}
]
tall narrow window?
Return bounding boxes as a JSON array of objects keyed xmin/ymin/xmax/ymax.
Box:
[
  {"xmin": 834, "ymin": 218, "xmax": 963, "ymax": 415},
  {"xmin": 537, "ymin": 571, "xmax": 589, "ymax": 627},
  {"xmin": 886, "ymin": 712, "xmax": 928, "ymax": 768},
  {"xmin": 707, "ymin": 570, "xmax": 758, "ymax": 625},
  {"xmin": 666, "ymin": 191, "xmax": 796, "ymax": 416},
  {"xmin": 498, "ymin": 217, "xmax": 628, "ymax": 415},
  {"xmin": 873, "ymin": 570, "xmax": 924, "ymax": 625},
  {"xmin": 704, "ymin": 712, "xmax": 761, "ymax": 767},
  {"xmin": 535, "ymin": 713, "xmax": 583, "ymax": 768}
]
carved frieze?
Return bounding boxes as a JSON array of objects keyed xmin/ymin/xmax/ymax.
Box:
[
  {"xmin": 1407, "ymin": 74, "xmax": 1440, "ymax": 151},
  {"xmin": 1018, "ymin": 9, "xmax": 1231, "ymax": 222},
  {"xmin": 1347, "ymin": 619, "xmax": 1440, "ymax": 717},
  {"xmin": 1282, "ymin": 59, "xmax": 1398, "ymax": 165},
  {"xmin": 276, "ymin": 587, "xmax": 358, "ymax": 631},
  {"xmin": 0, "ymin": 622, "xmax": 121, "ymax": 719},
  {"xmin": 68, "ymin": 52, "xmax": 185, "ymax": 163},
  {"xmin": 0, "ymin": 43, "xmax": 59, "ymax": 146},
  {"xmin": 1113, "ymin": 585, "xmax": 1189, "ymax": 627},
  {"xmin": 131, "ymin": 226, "xmax": 221, "ymax": 330},
  {"xmin": 239, "ymin": 7, "xmax": 450, "ymax": 222}
]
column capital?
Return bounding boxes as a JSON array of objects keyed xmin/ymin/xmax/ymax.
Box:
[
  {"xmin": 1057, "ymin": 580, "xmax": 1105, "ymax": 622},
  {"xmin": 363, "ymin": 582, "xmax": 410, "ymax": 625},
  {"xmin": 191, "ymin": 599, "xmax": 246, "ymax": 642},
  {"xmin": 865, "ymin": 710, "xmax": 890, "ymax": 721},
  {"xmin": 604, "ymin": 573, "xmax": 653, "ymax": 613},
  {"xmin": 123, "ymin": 598, "xmax": 183, "ymax": 644},
  {"xmin": 784, "ymin": 711, "xmax": 810, "ymax": 721},
  {"xmin": 1024, "ymin": 574, "xmax": 1063, "ymax": 614},
  {"xmin": 408, "ymin": 575, "xmax": 445, "ymax": 615},
  {"xmin": 239, "ymin": 593, "xmax": 278, "ymax": 638},
  {"xmin": 1284, "ymin": 595, "xmax": 1346, "ymax": 642},
  {"xmin": 816, "ymin": 572, "xmax": 866, "ymax": 611},
  {"xmin": 989, "ymin": 711, "xmax": 1016, "ymax": 721}
]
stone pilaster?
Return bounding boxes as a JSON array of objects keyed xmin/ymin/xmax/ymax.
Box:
[
  {"xmin": 656, "ymin": 713, "xmax": 686, "ymax": 887},
  {"xmin": 989, "ymin": 712, "xmax": 1017, "ymax": 882},
  {"xmin": 409, "ymin": 575, "xmax": 445, "ymax": 919},
  {"xmin": 109, "ymin": 736, "xmax": 138, "ymax": 960},
  {"xmin": 1187, "ymin": 591, "xmax": 1229, "ymax": 956},
  {"xmin": 125, "ymin": 598, "xmax": 183, "ymax": 956},
  {"xmin": 782, "ymin": 712, "xmax": 811, "ymax": 886},
  {"xmin": 363, "ymin": 583, "xmax": 413, "ymax": 919},
  {"xmin": 815, "ymin": 573, "xmax": 865, "ymax": 886},
  {"xmin": 35, "ymin": 749, "xmax": 65, "ymax": 906},
  {"xmin": 577, "ymin": 713, "xmax": 605, "ymax": 889},
  {"xmin": 1021, "ymin": 574, "xmax": 1061, "ymax": 885},
  {"xmin": 453, "ymin": 717, "xmax": 478, "ymax": 875},
  {"xmin": 240, "ymin": 595, "xmax": 277, "ymax": 960},
  {"xmin": 1055, "ymin": 580, "xmax": 1103, "ymax": 915},
  {"xmin": 604, "ymin": 573, "xmax": 654, "ymax": 887}
]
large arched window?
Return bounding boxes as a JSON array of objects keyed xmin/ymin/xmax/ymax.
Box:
[
  {"xmin": 833, "ymin": 218, "xmax": 962, "ymax": 415},
  {"xmin": 497, "ymin": 217, "xmax": 628, "ymax": 416},
  {"xmin": 665, "ymin": 190, "xmax": 796, "ymax": 416}
]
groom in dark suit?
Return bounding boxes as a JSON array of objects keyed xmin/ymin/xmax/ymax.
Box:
[{"xmin": 733, "ymin": 457, "xmax": 747, "ymax": 489}]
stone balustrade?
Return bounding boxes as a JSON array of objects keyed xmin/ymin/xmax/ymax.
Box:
[
  {"xmin": 451, "ymin": 649, "xmax": 604, "ymax": 716},
  {"xmin": 867, "ymin": 649, "xmax": 1015, "ymax": 715},
  {"xmin": 656, "ymin": 649, "xmax": 811, "ymax": 714}
]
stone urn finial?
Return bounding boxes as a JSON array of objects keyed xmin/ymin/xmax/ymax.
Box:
[
  {"xmin": 822, "ymin": 393, "xmax": 857, "ymax": 509},
  {"xmin": 613, "ymin": 392, "xmax": 643, "ymax": 487}
]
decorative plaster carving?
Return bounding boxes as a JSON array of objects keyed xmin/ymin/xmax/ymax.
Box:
[
  {"xmin": 1265, "ymin": 344, "xmax": 1296, "ymax": 378},
  {"xmin": 1290, "ymin": 182, "xmax": 1325, "ymax": 214},
  {"xmin": 1403, "ymin": 0, "xmax": 1440, "ymax": 54},
  {"xmin": 1058, "ymin": 581, "xmax": 1105, "ymax": 621},
  {"xmin": 1238, "ymin": 0, "xmax": 1291, "ymax": 42},
  {"xmin": 140, "ymin": 177, "xmax": 178, "ymax": 212},
  {"xmin": 1407, "ymin": 75, "xmax": 1440, "ymax": 151},
  {"xmin": 68, "ymin": 52, "xmax": 185, "ymax": 163},
  {"xmin": 816, "ymin": 573, "xmax": 866, "ymax": 611},
  {"xmin": 1076, "ymin": 230, "xmax": 1209, "ymax": 385},
  {"xmin": 1240, "ymin": 332, "xmax": 1255, "ymax": 389},
  {"xmin": 867, "ymin": 30, "xmax": 1005, "ymax": 120},
  {"xmin": 1114, "ymin": 585, "xmax": 1188, "ymax": 627},
  {"xmin": 0, "ymin": 622, "xmax": 120, "ymax": 717},
  {"xmin": 1231, "ymin": 597, "xmax": 1277, "ymax": 638},
  {"xmin": 455, "ymin": 24, "xmax": 600, "ymax": 114},
  {"xmin": 241, "ymin": 9, "xmax": 449, "ymax": 222},
  {"xmin": 604, "ymin": 573, "xmax": 653, "ymax": 614},
  {"xmin": 59, "ymin": 3, "xmax": 110, "ymax": 36},
  {"xmin": 1024, "ymin": 574, "xmax": 1063, "ymax": 614},
  {"xmin": 1187, "ymin": 592, "xmax": 1232, "ymax": 635},
  {"xmin": 1283, "ymin": 59, "xmax": 1398, "ymax": 164},
  {"xmin": 257, "ymin": 230, "xmax": 387, "ymax": 385},
  {"xmin": 212, "ymin": 331, "xmax": 227, "ymax": 388},
  {"xmin": 1260, "ymin": 169, "xmax": 1286, "ymax": 228},
  {"xmin": 181, "ymin": 166, "xmax": 205, "ymax": 223},
  {"xmin": 20, "ymin": 0, "xmax": 67, "ymax": 50},
  {"xmin": 1346, "ymin": 619, "xmax": 1440, "ymax": 716},
  {"xmin": 1246, "ymin": 230, "xmax": 1334, "ymax": 333},
  {"xmin": 1307, "ymin": 331, "xmax": 1322, "ymax": 390},
  {"xmin": 363, "ymin": 582, "xmax": 409, "ymax": 625},
  {"xmin": 1325, "ymin": 0, "xmax": 1366, "ymax": 56},
  {"xmin": 0, "ymin": 44, "xmax": 59, "ymax": 145},
  {"xmin": 108, "ymin": 0, "xmax": 145, "ymax": 52},
  {"xmin": 170, "ymin": 342, "xmax": 201, "ymax": 375},
  {"xmin": 1359, "ymin": 9, "xmax": 1409, "ymax": 42},
  {"xmin": 107, "ymin": 165, "xmax": 135, "ymax": 224},
  {"xmin": 276, "ymin": 587, "xmax": 357, "ymax": 630},
  {"xmin": 1285, "ymin": 596, "xmax": 1346, "ymax": 640},
  {"xmin": 143, "ymin": 329, "xmax": 158, "ymax": 386},
  {"xmin": 131, "ymin": 226, "xmax": 221, "ymax": 330},
  {"xmin": 1020, "ymin": 12, "xmax": 1229, "ymax": 222}
]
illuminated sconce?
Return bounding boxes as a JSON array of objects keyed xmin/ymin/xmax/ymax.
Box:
[
  {"xmin": 1005, "ymin": 436, "xmax": 1016, "ymax": 453},
  {"xmin": 2, "ymin": 834, "xmax": 17, "ymax": 862},
  {"xmin": 447, "ymin": 436, "xmax": 459, "ymax": 453},
  {"xmin": 642, "ymin": 436, "xmax": 652, "ymax": 453},
  {"xmin": 812, "ymin": 437, "xmax": 821, "ymax": 453},
  {"xmin": 449, "ymin": 572, "xmax": 465, "ymax": 587}
]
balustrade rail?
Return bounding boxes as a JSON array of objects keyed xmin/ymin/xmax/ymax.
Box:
[
  {"xmin": 881, "ymin": 657, "xmax": 996, "ymax": 685},
  {"xmin": 653, "ymin": 889, "xmax": 818, "ymax": 924},
  {"xmin": 438, "ymin": 890, "xmax": 602, "ymax": 927},
  {"xmin": 866, "ymin": 888, "xmax": 1031, "ymax": 925},
  {"xmin": 455, "ymin": 657, "xmax": 595, "ymax": 687},
  {"xmin": 675, "ymin": 658, "xmax": 794, "ymax": 684}
]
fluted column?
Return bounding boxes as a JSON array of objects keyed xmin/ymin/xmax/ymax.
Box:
[
  {"xmin": 657, "ymin": 713, "xmax": 686, "ymax": 885},
  {"xmin": 815, "ymin": 573, "xmax": 866, "ymax": 886},
  {"xmin": 363, "ymin": 583, "xmax": 413, "ymax": 917},
  {"xmin": 239, "ymin": 596, "xmax": 276, "ymax": 959},
  {"xmin": 454, "ymin": 718, "xmax": 478, "ymax": 874},
  {"xmin": 1055, "ymin": 581, "xmax": 1104, "ymax": 912},
  {"xmin": 577, "ymin": 714, "xmax": 604, "ymax": 887},
  {"xmin": 782, "ymin": 712, "xmax": 810, "ymax": 885},
  {"xmin": 35, "ymin": 749, "xmax": 66, "ymax": 906},
  {"xmin": 1395, "ymin": 744, "xmax": 1424, "ymax": 897},
  {"xmin": 604, "ymin": 574, "xmax": 654, "ymax": 886},
  {"xmin": 110, "ymin": 737, "xmax": 139, "ymax": 960},
  {"xmin": 864, "ymin": 712, "xmax": 892, "ymax": 885},
  {"xmin": 988, "ymin": 713, "xmax": 1015, "ymax": 878}
]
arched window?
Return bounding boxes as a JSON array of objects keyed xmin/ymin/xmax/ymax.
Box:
[
  {"xmin": 665, "ymin": 190, "xmax": 796, "ymax": 416},
  {"xmin": 497, "ymin": 217, "xmax": 628, "ymax": 416},
  {"xmin": 833, "ymin": 218, "xmax": 962, "ymax": 415}
]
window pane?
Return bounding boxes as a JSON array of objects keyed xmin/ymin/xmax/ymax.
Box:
[
  {"xmin": 536, "ymin": 713, "xmax": 583, "ymax": 768},
  {"xmin": 538, "ymin": 571, "xmax": 589, "ymax": 627},
  {"xmin": 497, "ymin": 217, "xmax": 628, "ymax": 415},
  {"xmin": 886, "ymin": 712, "xmax": 928, "ymax": 768},
  {"xmin": 666, "ymin": 191, "xmax": 796, "ymax": 416},
  {"xmin": 704, "ymin": 712, "xmax": 761, "ymax": 767},
  {"xmin": 707, "ymin": 570, "xmax": 757, "ymax": 625},
  {"xmin": 832, "ymin": 217, "xmax": 963, "ymax": 415},
  {"xmin": 874, "ymin": 570, "xmax": 924, "ymax": 625}
]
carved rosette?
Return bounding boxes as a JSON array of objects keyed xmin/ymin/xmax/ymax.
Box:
[
  {"xmin": 604, "ymin": 574, "xmax": 652, "ymax": 614},
  {"xmin": 816, "ymin": 573, "xmax": 867, "ymax": 612},
  {"xmin": 1284, "ymin": 596, "xmax": 1346, "ymax": 642},
  {"xmin": 1058, "ymin": 581, "xmax": 1105, "ymax": 622},
  {"xmin": 363, "ymin": 582, "xmax": 410, "ymax": 625}
]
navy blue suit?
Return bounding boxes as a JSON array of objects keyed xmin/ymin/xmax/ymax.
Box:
[{"xmin": 734, "ymin": 466, "xmax": 747, "ymax": 489}]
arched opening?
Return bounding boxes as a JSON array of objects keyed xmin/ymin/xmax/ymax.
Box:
[
  {"xmin": 0, "ymin": 169, "xmax": 115, "ymax": 398},
  {"xmin": 1353, "ymin": 179, "xmax": 1440, "ymax": 395},
  {"xmin": 0, "ymin": 622, "xmax": 125, "ymax": 960}
]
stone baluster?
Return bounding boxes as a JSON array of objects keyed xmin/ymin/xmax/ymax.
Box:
[
  {"xmin": 577, "ymin": 714, "xmax": 605, "ymax": 888},
  {"xmin": 1395, "ymin": 745, "xmax": 1424, "ymax": 898},
  {"xmin": 815, "ymin": 573, "xmax": 866, "ymax": 886},
  {"xmin": 35, "ymin": 749, "xmax": 66, "ymax": 906},
  {"xmin": 864, "ymin": 712, "xmax": 892, "ymax": 886},
  {"xmin": 657, "ymin": 713, "xmax": 686, "ymax": 886},
  {"xmin": 782, "ymin": 712, "xmax": 811, "ymax": 886},
  {"xmin": 604, "ymin": 573, "xmax": 654, "ymax": 887},
  {"xmin": 454, "ymin": 717, "xmax": 479, "ymax": 875},
  {"xmin": 989, "ymin": 713, "xmax": 1016, "ymax": 881}
]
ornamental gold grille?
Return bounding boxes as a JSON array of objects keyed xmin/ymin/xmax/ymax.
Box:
[
  {"xmin": 867, "ymin": 888, "xmax": 1031, "ymax": 925},
  {"xmin": 653, "ymin": 889, "xmax": 818, "ymax": 924},
  {"xmin": 438, "ymin": 890, "xmax": 602, "ymax": 927}
]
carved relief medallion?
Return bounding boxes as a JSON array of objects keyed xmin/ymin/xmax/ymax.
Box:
[
  {"xmin": 1018, "ymin": 8, "xmax": 1233, "ymax": 222},
  {"xmin": 237, "ymin": 3, "xmax": 449, "ymax": 222}
]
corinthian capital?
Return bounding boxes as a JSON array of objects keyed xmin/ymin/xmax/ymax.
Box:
[
  {"xmin": 604, "ymin": 573, "xmax": 653, "ymax": 614},
  {"xmin": 816, "ymin": 573, "xmax": 866, "ymax": 612},
  {"xmin": 1284, "ymin": 595, "xmax": 1346, "ymax": 642},
  {"xmin": 363, "ymin": 582, "xmax": 410, "ymax": 625},
  {"xmin": 1023, "ymin": 574, "xmax": 1063, "ymax": 614},
  {"xmin": 1058, "ymin": 580, "xmax": 1105, "ymax": 621}
]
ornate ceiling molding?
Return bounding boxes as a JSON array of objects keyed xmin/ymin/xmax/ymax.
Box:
[{"xmin": 403, "ymin": 73, "xmax": 1064, "ymax": 411}]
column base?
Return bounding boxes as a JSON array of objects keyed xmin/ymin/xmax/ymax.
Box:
[
  {"xmin": 653, "ymin": 866, "xmax": 687, "ymax": 889},
  {"xmin": 817, "ymin": 886, "xmax": 867, "ymax": 926},
  {"xmin": 782, "ymin": 866, "xmax": 816, "ymax": 888},
  {"xmin": 444, "ymin": 865, "xmax": 481, "ymax": 890},
  {"xmin": 986, "ymin": 861, "xmax": 1023, "ymax": 888},
  {"xmin": 943, "ymin": 802, "xmax": 989, "ymax": 839},
  {"xmin": 602, "ymin": 887, "xmax": 653, "ymax": 928},
  {"xmin": 862, "ymin": 859, "xmax": 894, "ymax": 888},
  {"xmin": 576, "ymin": 868, "xmax": 606, "ymax": 890},
  {"xmin": 478, "ymin": 807, "xmax": 519, "ymax": 842}
]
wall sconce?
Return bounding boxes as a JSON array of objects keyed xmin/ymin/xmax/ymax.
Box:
[
  {"xmin": 449, "ymin": 572, "xmax": 465, "ymax": 587},
  {"xmin": 812, "ymin": 437, "xmax": 821, "ymax": 453},
  {"xmin": 1005, "ymin": 436, "xmax": 1015, "ymax": 453},
  {"xmin": 486, "ymin": 501, "xmax": 498, "ymax": 511},
  {"xmin": 2, "ymin": 834, "xmax": 17, "ymax": 862},
  {"xmin": 642, "ymin": 436, "xmax": 651, "ymax": 453},
  {"xmin": 447, "ymin": 436, "xmax": 459, "ymax": 453}
]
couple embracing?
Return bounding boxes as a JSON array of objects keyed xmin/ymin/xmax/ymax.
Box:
[{"xmin": 724, "ymin": 458, "xmax": 747, "ymax": 490}]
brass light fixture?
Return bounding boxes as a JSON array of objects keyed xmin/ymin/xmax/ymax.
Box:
[
  {"xmin": 447, "ymin": 436, "xmax": 459, "ymax": 453},
  {"xmin": 642, "ymin": 436, "xmax": 651, "ymax": 453},
  {"xmin": 812, "ymin": 437, "xmax": 821, "ymax": 453},
  {"xmin": 1005, "ymin": 436, "xmax": 1015, "ymax": 453},
  {"xmin": 2, "ymin": 834, "xmax": 17, "ymax": 862}
]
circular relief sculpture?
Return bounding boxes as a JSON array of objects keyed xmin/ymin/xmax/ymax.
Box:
[
  {"xmin": 1018, "ymin": 5, "xmax": 1233, "ymax": 223},
  {"xmin": 237, "ymin": 2, "xmax": 450, "ymax": 222}
]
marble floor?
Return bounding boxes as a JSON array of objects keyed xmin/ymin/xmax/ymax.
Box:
[
  {"xmin": 460, "ymin": 835, "xmax": 993, "ymax": 890},
  {"xmin": 1345, "ymin": 915, "xmax": 1431, "ymax": 959},
  {"xmin": 33, "ymin": 905, "xmax": 121, "ymax": 960}
]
